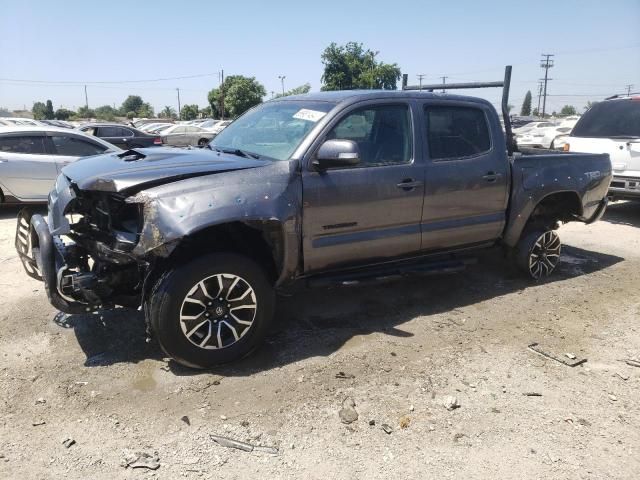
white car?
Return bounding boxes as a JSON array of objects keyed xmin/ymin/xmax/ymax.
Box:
[
  {"xmin": 210, "ymin": 120, "xmax": 232, "ymax": 135},
  {"xmin": 563, "ymin": 96, "xmax": 640, "ymax": 200},
  {"xmin": 512, "ymin": 121, "xmax": 555, "ymax": 135},
  {"xmin": 518, "ymin": 120, "xmax": 578, "ymax": 149},
  {"xmin": 0, "ymin": 126, "xmax": 120, "ymax": 203},
  {"xmin": 0, "ymin": 118, "xmax": 44, "ymax": 127},
  {"xmin": 198, "ymin": 119, "xmax": 222, "ymax": 131},
  {"xmin": 139, "ymin": 122, "xmax": 173, "ymax": 132}
]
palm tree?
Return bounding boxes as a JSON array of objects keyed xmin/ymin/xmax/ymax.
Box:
[{"xmin": 160, "ymin": 106, "xmax": 176, "ymax": 119}]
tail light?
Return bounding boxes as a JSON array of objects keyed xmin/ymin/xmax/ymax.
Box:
[
  {"xmin": 153, "ymin": 137, "xmax": 162, "ymax": 145},
  {"xmin": 563, "ymin": 143, "xmax": 570, "ymax": 152}
]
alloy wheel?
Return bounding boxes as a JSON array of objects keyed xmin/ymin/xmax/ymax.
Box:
[
  {"xmin": 179, "ymin": 273, "xmax": 257, "ymax": 350},
  {"xmin": 528, "ymin": 231, "xmax": 561, "ymax": 279}
]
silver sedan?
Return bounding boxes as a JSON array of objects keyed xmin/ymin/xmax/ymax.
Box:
[
  {"xmin": 160, "ymin": 125, "xmax": 216, "ymax": 147},
  {"xmin": 0, "ymin": 126, "xmax": 119, "ymax": 203}
]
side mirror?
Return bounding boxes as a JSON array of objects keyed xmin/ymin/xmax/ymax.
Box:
[{"xmin": 313, "ymin": 139, "xmax": 360, "ymax": 170}]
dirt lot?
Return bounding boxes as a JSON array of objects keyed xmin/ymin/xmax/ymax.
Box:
[{"xmin": 0, "ymin": 202, "xmax": 639, "ymax": 479}]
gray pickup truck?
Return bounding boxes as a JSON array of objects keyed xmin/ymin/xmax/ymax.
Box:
[{"xmin": 15, "ymin": 67, "xmax": 611, "ymax": 368}]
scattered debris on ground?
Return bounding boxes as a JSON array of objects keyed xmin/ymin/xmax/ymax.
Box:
[
  {"xmin": 381, "ymin": 424, "xmax": 393, "ymax": 434},
  {"xmin": 443, "ymin": 395, "xmax": 461, "ymax": 410},
  {"xmin": 210, "ymin": 435, "xmax": 278, "ymax": 455},
  {"xmin": 122, "ymin": 451, "xmax": 161, "ymax": 470},
  {"xmin": 62, "ymin": 438, "xmax": 75, "ymax": 448},
  {"xmin": 338, "ymin": 397, "xmax": 359, "ymax": 424},
  {"xmin": 528, "ymin": 342, "xmax": 587, "ymax": 367}
]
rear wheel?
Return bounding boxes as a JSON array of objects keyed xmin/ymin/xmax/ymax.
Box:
[
  {"xmin": 149, "ymin": 253, "xmax": 275, "ymax": 368},
  {"xmin": 514, "ymin": 229, "xmax": 561, "ymax": 280}
]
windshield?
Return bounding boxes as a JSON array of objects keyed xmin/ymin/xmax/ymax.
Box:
[
  {"xmin": 210, "ymin": 100, "xmax": 336, "ymax": 160},
  {"xmin": 572, "ymin": 99, "xmax": 640, "ymax": 138}
]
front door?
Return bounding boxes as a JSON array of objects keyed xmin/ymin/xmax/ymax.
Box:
[
  {"xmin": 302, "ymin": 102, "xmax": 425, "ymax": 273},
  {"xmin": 420, "ymin": 102, "xmax": 509, "ymax": 250}
]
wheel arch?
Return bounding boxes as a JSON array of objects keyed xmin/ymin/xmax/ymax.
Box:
[{"xmin": 504, "ymin": 190, "xmax": 583, "ymax": 247}]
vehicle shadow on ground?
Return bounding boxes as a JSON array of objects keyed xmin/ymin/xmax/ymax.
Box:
[
  {"xmin": 61, "ymin": 243, "xmax": 623, "ymax": 373},
  {"xmin": 601, "ymin": 201, "xmax": 640, "ymax": 227}
]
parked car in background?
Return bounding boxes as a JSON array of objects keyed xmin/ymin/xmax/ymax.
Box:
[
  {"xmin": 564, "ymin": 96, "xmax": 640, "ymax": 200},
  {"xmin": 0, "ymin": 126, "xmax": 120, "ymax": 203},
  {"xmin": 517, "ymin": 119, "xmax": 578, "ymax": 149},
  {"xmin": 0, "ymin": 118, "xmax": 44, "ymax": 127},
  {"xmin": 209, "ymin": 120, "xmax": 232, "ymax": 135},
  {"xmin": 77, "ymin": 123, "xmax": 162, "ymax": 149},
  {"xmin": 513, "ymin": 120, "xmax": 555, "ymax": 135},
  {"xmin": 160, "ymin": 124, "xmax": 215, "ymax": 146},
  {"xmin": 146, "ymin": 123, "xmax": 174, "ymax": 134},
  {"xmin": 138, "ymin": 122, "xmax": 173, "ymax": 132},
  {"xmin": 198, "ymin": 119, "xmax": 222, "ymax": 131},
  {"xmin": 39, "ymin": 120, "xmax": 74, "ymax": 129}
]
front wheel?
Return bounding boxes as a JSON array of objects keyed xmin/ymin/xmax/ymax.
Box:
[
  {"xmin": 148, "ymin": 253, "xmax": 275, "ymax": 368},
  {"xmin": 197, "ymin": 138, "xmax": 208, "ymax": 147},
  {"xmin": 514, "ymin": 229, "xmax": 561, "ymax": 280}
]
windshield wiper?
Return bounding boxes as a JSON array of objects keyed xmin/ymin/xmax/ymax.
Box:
[{"xmin": 215, "ymin": 147, "xmax": 260, "ymax": 159}]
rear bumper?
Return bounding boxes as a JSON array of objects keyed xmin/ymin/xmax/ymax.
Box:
[
  {"xmin": 15, "ymin": 210, "xmax": 88, "ymax": 314},
  {"xmin": 608, "ymin": 176, "xmax": 640, "ymax": 199}
]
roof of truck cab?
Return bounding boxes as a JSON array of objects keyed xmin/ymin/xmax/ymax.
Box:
[{"xmin": 275, "ymin": 89, "xmax": 494, "ymax": 107}]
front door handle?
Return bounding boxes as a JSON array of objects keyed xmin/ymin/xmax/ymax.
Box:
[
  {"xmin": 482, "ymin": 171, "xmax": 503, "ymax": 182},
  {"xmin": 396, "ymin": 178, "xmax": 423, "ymax": 190}
]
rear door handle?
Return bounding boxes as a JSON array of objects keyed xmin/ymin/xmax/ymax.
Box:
[
  {"xmin": 396, "ymin": 178, "xmax": 423, "ymax": 190},
  {"xmin": 482, "ymin": 172, "xmax": 503, "ymax": 182}
]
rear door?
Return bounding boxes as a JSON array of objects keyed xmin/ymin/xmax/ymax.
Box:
[
  {"xmin": 419, "ymin": 102, "xmax": 509, "ymax": 250},
  {"xmin": 0, "ymin": 133, "xmax": 58, "ymax": 201},
  {"xmin": 47, "ymin": 133, "xmax": 110, "ymax": 171},
  {"xmin": 97, "ymin": 126, "xmax": 131, "ymax": 149},
  {"xmin": 302, "ymin": 101, "xmax": 425, "ymax": 273}
]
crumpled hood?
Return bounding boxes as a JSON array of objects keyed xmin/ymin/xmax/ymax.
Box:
[{"xmin": 61, "ymin": 147, "xmax": 270, "ymax": 194}]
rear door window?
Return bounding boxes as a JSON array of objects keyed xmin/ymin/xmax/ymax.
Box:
[
  {"xmin": 0, "ymin": 135, "xmax": 47, "ymax": 154},
  {"xmin": 572, "ymin": 100, "xmax": 640, "ymax": 138},
  {"xmin": 98, "ymin": 126, "xmax": 121, "ymax": 137},
  {"xmin": 51, "ymin": 135, "xmax": 107, "ymax": 156},
  {"xmin": 425, "ymin": 106, "xmax": 491, "ymax": 160}
]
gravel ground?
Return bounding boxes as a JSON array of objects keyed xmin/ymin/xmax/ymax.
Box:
[{"xmin": 0, "ymin": 202, "xmax": 639, "ymax": 479}]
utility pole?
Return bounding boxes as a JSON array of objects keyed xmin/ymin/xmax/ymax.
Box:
[
  {"xmin": 176, "ymin": 88, "xmax": 181, "ymax": 119},
  {"xmin": 278, "ymin": 75, "xmax": 286, "ymax": 95},
  {"xmin": 440, "ymin": 76, "xmax": 448, "ymax": 93},
  {"xmin": 536, "ymin": 80, "xmax": 544, "ymax": 117},
  {"xmin": 219, "ymin": 69, "xmax": 225, "ymax": 119},
  {"xmin": 540, "ymin": 53, "xmax": 554, "ymax": 118},
  {"xmin": 84, "ymin": 85, "xmax": 88, "ymax": 109},
  {"xmin": 417, "ymin": 74, "xmax": 426, "ymax": 91},
  {"xmin": 625, "ymin": 84, "xmax": 634, "ymax": 96}
]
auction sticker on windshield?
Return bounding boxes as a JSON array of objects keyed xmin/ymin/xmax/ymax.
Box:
[{"xmin": 293, "ymin": 109, "xmax": 327, "ymax": 122}]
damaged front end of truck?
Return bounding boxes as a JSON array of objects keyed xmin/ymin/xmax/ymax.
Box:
[{"xmin": 15, "ymin": 148, "xmax": 301, "ymax": 316}]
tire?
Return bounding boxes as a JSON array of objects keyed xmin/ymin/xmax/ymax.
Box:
[
  {"xmin": 197, "ymin": 138, "xmax": 208, "ymax": 147},
  {"xmin": 514, "ymin": 228, "xmax": 562, "ymax": 280},
  {"xmin": 148, "ymin": 253, "xmax": 275, "ymax": 368}
]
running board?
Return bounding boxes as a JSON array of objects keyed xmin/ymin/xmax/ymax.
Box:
[{"xmin": 307, "ymin": 257, "xmax": 476, "ymax": 288}]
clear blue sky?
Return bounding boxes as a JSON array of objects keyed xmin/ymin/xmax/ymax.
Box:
[{"xmin": 1, "ymin": 0, "xmax": 638, "ymax": 114}]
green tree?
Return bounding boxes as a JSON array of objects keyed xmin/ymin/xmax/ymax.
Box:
[
  {"xmin": 520, "ymin": 91, "xmax": 532, "ymax": 116},
  {"xmin": 54, "ymin": 108, "xmax": 74, "ymax": 120},
  {"xmin": 199, "ymin": 105, "xmax": 212, "ymax": 117},
  {"xmin": 121, "ymin": 96, "xmax": 144, "ymax": 116},
  {"xmin": 76, "ymin": 106, "xmax": 95, "ymax": 118},
  {"xmin": 320, "ymin": 42, "xmax": 401, "ymax": 91},
  {"xmin": 125, "ymin": 111, "xmax": 136, "ymax": 120},
  {"xmin": 560, "ymin": 105, "xmax": 577, "ymax": 116},
  {"xmin": 208, "ymin": 75, "xmax": 266, "ymax": 119},
  {"xmin": 138, "ymin": 102, "xmax": 154, "ymax": 118},
  {"xmin": 160, "ymin": 106, "xmax": 177, "ymax": 119},
  {"xmin": 44, "ymin": 100, "xmax": 55, "ymax": 120},
  {"xmin": 532, "ymin": 108, "xmax": 540, "ymax": 117},
  {"xmin": 32, "ymin": 102, "xmax": 47, "ymax": 120},
  {"xmin": 94, "ymin": 105, "xmax": 117, "ymax": 121},
  {"xmin": 275, "ymin": 83, "xmax": 311, "ymax": 98},
  {"xmin": 180, "ymin": 104, "xmax": 199, "ymax": 120}
]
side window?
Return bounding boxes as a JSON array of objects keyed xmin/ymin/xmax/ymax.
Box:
[
  {"xmin": 119, "ymin": 128, "xmax": 134, "ymax": 137},
  {"xmin": 426, "ymin": 106, "xmax": 491, "ymax": 160},
  {"xmin": 0, "ymin": 135, "xmax": 47, "ymax": 154},
  {"xmin": 326, "ymin": 104, "xmax": 412, "ymax": 167},
  {"xmin": 174, "ymin": 126, "xmax": 187, "ymax": 134},
  {"xmin": 51, "ymin": 136, "xmax": 107, "ymax": 157},
  {"xmin": 98, "ymin": 126, "xmax": 120, "ymax": 137}
]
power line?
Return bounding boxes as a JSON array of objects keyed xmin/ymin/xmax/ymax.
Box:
[
  {"xmin": 0, "ymin": 72, "xmax": 221, "ymax": 85},
  {"xmin": 626, "ymin": 84, "xmax": 634, "ymax": 96},
  {"xmin": 540, "ymin": 53, "xmax": 554, "ymax": 118},
  {"xmin": 440, "ymin": 76, "xmax": 448, "ymax": 93},
  {"xmin": 417, "ymin": 74, "xmax": 426, "ymax": 91}
]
